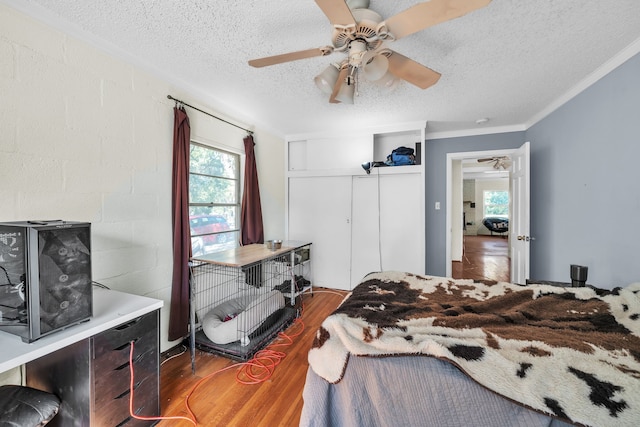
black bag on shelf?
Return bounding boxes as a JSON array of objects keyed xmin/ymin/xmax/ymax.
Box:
[{"xmin": 386, "ymin": 146, "xmax": 415, "ymax": 166}]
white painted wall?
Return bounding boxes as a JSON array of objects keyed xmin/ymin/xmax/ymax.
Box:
[
  {"xmin": 462, "ymin": 180, "xmax": 479, "ymax": 235},
  {"xmin": 0, "ymin": 4, "xmax": 285, "ymax": 353}
]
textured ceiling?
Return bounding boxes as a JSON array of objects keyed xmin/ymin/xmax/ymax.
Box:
[{"xmin": 5, "ymin": 0, "xmax": 640, "ymax": 138}]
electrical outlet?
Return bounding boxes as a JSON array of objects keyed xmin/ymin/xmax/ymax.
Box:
[{"xmin": 435, "ymin": 202, "xmax": 441, "ymax": 210}]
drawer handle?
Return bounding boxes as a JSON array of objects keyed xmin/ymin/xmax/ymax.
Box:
[
  {"xmin": 114, "ymin": 388, "xmax": 131, "ymax": 400},
  {"xmin": 114, "ymin": 338, "xmax": 139, "ymax": 351},
  {"xmin": 113, "ymin": 317, "xmax": 143, "ymax": 331},
  {"xmin": 114, "ymin": 380, "xmax": 143, "ymax": 400},
  {"xmin": 116, "ymin": 406, "xmax": 151, "ymax": 427},
  {"xmin": 115, "ymin": 353, "xmax": 144, "ymax": 371},
  {"xmin": 115, "ymin": 416, "xmax": 132, "ymax": 427},
  {"xmin": 114, "ymin": 407, "xmax": 148, "ymax": 427}
]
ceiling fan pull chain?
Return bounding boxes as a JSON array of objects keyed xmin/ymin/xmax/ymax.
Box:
[{"xmin": 355, "ymin": 70, "xmax": 359, "ymax": 97}]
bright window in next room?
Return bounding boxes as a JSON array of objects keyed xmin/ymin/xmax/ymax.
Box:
[
  {"xmin": 189, "ymin": 142, "xmax": 240, "ymax": 257},
  {"xmin": 483, "ymin": 190, "xmax": 509, "ymax": 218}
]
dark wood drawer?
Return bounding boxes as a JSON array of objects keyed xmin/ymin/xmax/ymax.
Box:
[
  {"xmin": 93, "ymin": 310, "xmax": 159, "ymax": 427},
  {"xmin": 94, "ymin": 312, "xmax": 158, "ymax": 359},
  {"xmin": 94, "ymin": 326, "xmax": 157, "ymax": 377},
  {"xmin": 25, "ymin": 300, "xmax": 160, "ymax": 427},
  {"xmin": 94, "ymin": 373, "xmax": 158, "ymax": 427},
  {"xmin": 94, "ymin": 344, "xmax": 157, "ymax": 404}
]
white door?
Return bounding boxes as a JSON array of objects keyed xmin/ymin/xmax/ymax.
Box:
[
  {"xmin": 351, "ymin": 172, "xmax": 424, "ymax": 287},
  {"xmin": 376, "ymin": 173, "xmax": 424, "ymax": 277},
  {"xmin": 351, "ymin": 175, "xmax": 381, "ymax": 286},
  {"xmin": 451, "ymin": 160, "xmax": 464, "ymax": 262},
  {"xmin": 288, "ymin": 176, "xmax": 352, "ymax": 290},
  {"xmin": 510, "ymin": 141, "xmax": 531, "ymax": 284}
]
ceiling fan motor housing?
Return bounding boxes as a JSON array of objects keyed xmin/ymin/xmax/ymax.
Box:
[
  {"xmin": 332, "ymin": 8, "xmax": 383, "ymax": 51},
  {"xmin": 345, "ymin": 0, "xmax": 370, "ymax": 10}
]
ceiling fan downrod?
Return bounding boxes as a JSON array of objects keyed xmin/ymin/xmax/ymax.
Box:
[{"xmin": 347, "ymin": 39, "xmax": 368, "ymax": 68}]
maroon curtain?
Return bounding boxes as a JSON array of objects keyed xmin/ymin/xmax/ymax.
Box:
[
  {"xmin": 168, "ymin": 106, "xmax": 191, "ymax": 341},
  {"xmin": 241, "ymin": 134, "xmax": 264, "ymax": 245}
]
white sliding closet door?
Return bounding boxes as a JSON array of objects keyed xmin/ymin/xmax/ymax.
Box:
[
  {"xmin": 351, "ymin": 175, "xmax": 381, "ymax": 285},
  {"xmin": 288, "ymin": 176, "xmax": 352, "ymax": 290},
  {"xmin": 351, "ymin": 172, "xmax": 424, "ymax": 287}
]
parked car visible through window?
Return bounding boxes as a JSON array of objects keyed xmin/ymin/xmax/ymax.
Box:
[{"xmin": 190, "ymin": 215, "xmax": 231, "ymax": 245}]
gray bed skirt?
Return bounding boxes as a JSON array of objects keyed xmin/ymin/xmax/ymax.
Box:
[{"xmin": 300, "ymin": 354, "xmax": 575, "ymax": 427}]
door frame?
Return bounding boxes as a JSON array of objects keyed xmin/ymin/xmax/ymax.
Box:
[{"xmin": 445, "ymin": 148, "xmax": 518, "ymax": 278}]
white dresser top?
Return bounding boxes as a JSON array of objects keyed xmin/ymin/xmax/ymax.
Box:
[{"xmin": 0, "ymin": 287, "xmax": 163, "ymax": 373}]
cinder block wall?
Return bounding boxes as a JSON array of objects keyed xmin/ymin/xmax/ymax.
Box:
[{"xmin": 0, "ymin": 4, "xmax": 285, "ymax": 352}]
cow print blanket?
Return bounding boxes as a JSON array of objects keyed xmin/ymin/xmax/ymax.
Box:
[{"xmin": 308, "ymin": 271, "xmax": 640, "ymax": 427}]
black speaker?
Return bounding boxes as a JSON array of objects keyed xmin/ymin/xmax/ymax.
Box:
[{"xmin": 0, "ymin": 220, "xmax": 93, "ymax": 342}]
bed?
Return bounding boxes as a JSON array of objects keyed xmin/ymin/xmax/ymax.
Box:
[{"xmin": 300, "ymin": 271, "xmax": 640, "ymax": 427}]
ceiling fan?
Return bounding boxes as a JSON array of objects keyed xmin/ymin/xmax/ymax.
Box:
[
  {"xmin": 248, "ymin": 0, "xmax": 491, "ymax": 104},
  {"xmin": 478, "ymin": 156, "xmax": 511, "ymax": 170}
]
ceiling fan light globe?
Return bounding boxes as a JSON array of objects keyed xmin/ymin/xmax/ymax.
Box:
[
  {"xmin": 335, "ymin": 81, "xmax": 355, "ymax": 104},
  {"xmin": 363, "ymin": 53, "xmax": 389, "ymax": 81},
  {"xmin": 376, "ymin": 71, "xmax": 399, "ymax": 90},
  {"xmin": 314, "ymin": 64, "xmax": 340, "ymax": 95}
]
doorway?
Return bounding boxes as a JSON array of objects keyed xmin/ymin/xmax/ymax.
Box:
[
  {"xmin": 455, "ymin": 169, "xmax": 510, "ymax": 282},
  {"xmin": 445, "ymin": 148, "xmax": 515, "ymax": 281}
]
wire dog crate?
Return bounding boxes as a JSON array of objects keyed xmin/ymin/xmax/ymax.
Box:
[{"xmin": 189, "ymin": 241, "xmax": 311, "ymax": 369}]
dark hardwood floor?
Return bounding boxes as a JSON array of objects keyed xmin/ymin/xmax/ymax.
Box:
[
  {"xmin": 451, "ymin": 235, "xmax": 510, "ymax": 282},
  {"xmin": 156, "ymin": 288, "xmax": 347, "ymax": 427}
]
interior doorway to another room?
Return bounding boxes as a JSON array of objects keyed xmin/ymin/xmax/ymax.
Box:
[
  {"xmin": 446, "ymin": 149, "xmax": 514, "ymax": 283},
  {"xmin": 446, "ymin": 142, "xmax": 530, "ymax": 283},
  {"xmin": 455, "ymin": 173, "xmax": 510, "ymax": 282}
]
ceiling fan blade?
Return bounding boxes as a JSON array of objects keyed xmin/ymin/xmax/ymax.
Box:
[
  {"xmin": 387, "ymin": 51, "xmax": 441, "ymax": 89},
  {"xmin": 315, "ymin": 0, "xmax": 357, "ymax": 27},
  {"xmin": 248, "ymin": 46, "xmax": 333, "ymax": 68},
  {"xmin": 329, "ymin": 67, "xmax": 349, "ymax": 103},
  {"xmin": 477, "ymin": 158, "xmax": 495, "ymax": 162},
  {"xmin": 383, "ymin": 0, "xmax": 491, "ymax": 40}
]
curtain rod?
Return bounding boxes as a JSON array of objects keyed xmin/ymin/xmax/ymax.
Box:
[{"xmin": 167, "ymin": 95, "xmax": 253, "ymax": 135}]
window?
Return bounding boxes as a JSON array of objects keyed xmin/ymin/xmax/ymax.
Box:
[
  {"xmin": 483, "ymin": 190, "xmax": 509, "ymax": 217},
  {"xmin": 189, "ymin": 142, "xmax": 240, "ymax": 256}
]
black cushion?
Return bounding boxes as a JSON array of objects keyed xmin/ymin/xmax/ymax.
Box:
[{"xmin": 0, "ymin": 385, "xmax": 60, "ymax": 427}]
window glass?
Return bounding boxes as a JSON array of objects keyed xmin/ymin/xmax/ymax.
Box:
[
  {"xmin": 484, "ymin": 190, "xmax": 509, "ymax": 217},
  {"xmin": 190, "ymin": 144, "xmax": 237, "ymax": 179},
  {"xmin": 189, "ymin": 142, "xmax": 240, "ymax": 257}
]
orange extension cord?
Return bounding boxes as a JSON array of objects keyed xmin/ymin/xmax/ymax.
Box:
[
  {"xmin": 127, "ymin": 290, "xmax": 345, "ymax": 425},
  {"xmin": 127, "ymin": 306, "xmax": 306, "ymax": 426}
]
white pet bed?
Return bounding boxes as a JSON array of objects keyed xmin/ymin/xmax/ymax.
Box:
[{"xmin": 202, "ymin": 290, "xmax": 285, "ymax": 346}]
